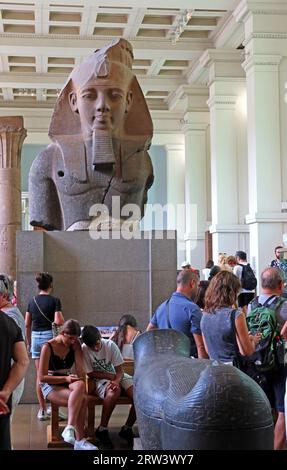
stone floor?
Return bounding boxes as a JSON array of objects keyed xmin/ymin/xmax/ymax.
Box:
[{"xmin": 11, "ymin": 403, "xmax": 137, "ymax": 451}]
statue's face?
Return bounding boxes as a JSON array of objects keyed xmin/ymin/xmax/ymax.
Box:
[{"xmin": 70, "ymin": 75, "xmax": 132, "ymax": 137}]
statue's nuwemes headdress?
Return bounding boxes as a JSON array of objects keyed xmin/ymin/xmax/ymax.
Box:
[{"xmin": 49, "ymin": 38, "xmax": 153, "ymax": 145}]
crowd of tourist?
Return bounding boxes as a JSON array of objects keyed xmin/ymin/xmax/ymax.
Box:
[{"xmin": 1, "ymin": 245, "xmax": 287, "ymax": 450}]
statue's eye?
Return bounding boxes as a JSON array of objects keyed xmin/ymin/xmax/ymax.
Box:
[
  {"xmin": 82, "ymin": 91, "xmax": 97, "ymax": 100},
  {"xmin": 110, "ymin": 90, "xmax": 124, "ymax": 100}
]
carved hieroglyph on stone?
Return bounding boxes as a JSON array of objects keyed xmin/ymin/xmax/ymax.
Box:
[
  {"xmin": 0, "ymin": 116, "xmax": 27, "ymax": 278},
  {"xmin": 29, "ymin": 38, "xmax": 154, "ymax": 231}
]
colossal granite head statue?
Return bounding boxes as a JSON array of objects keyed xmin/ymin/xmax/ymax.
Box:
[
  {"xmin": 133, "ymin": 330, "xmax": 274, "ymax": 450},
  {"xmin": 29, "ymin": 38, "xmax": 154, "ymax": 231}
]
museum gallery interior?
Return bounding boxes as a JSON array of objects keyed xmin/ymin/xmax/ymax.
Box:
[{"xmin": 0, "ymin": 0, "xmax": 287, "ymax": 452}]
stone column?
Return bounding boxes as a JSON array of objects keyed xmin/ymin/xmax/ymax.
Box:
[
  {"xmin": 0, "ymin": 117, "xmax": 27, "ymax": 278},
  {"xmin": 234, "ymin": 0, "xmax": 287, "ymax": 277},
  {"xmin": 180, "ymin": 86, "xmax": 210, "ymax": 271},
  {"xmin": 200, "ymin": 50, "xmax": 249, "ymax": 264},
  {"xmin": 165, "ymin": 143, "xmax": 185, "ymax": 268}
]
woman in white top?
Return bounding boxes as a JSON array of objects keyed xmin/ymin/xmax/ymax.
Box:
[{"xmin": 111, "ymin": 315, "xmax": 141, "ymax": 361}]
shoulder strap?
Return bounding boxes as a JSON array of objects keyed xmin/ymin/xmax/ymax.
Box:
[
  {"xmin": 131, "ymin": 330, "xmax": 140, "ymax": 344},
  {"xmin": 262, "ymin": 295, "xmax": 277, "ymax": 307},
  {"xmin": 33, "ymin": 296, "xmax": 52, "ymax": 324},
  {"xmin": 165, "ymin": 297, "xmax": 172, "ymax": 329},
  {"xmin": 230, "ymin": 309, "xmax": 241, "ymax": 358},
  {"xmin": 46, "ymin": 341, "xmax": 57, "ymax": 371},
  {"xmin": 250, "ymin": 296, "xmax": 259, "ymax": 309}
]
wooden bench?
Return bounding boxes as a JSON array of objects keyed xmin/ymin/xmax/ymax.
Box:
[
  {"xmin": 47, "ymin": 361, "xmax": 134, "ymax": 447},
  {"xmin": 47, "ymin": 404, "xmax": 71, "ymax": 448}
]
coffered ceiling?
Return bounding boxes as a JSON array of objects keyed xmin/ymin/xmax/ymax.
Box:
[{"xmin": 0, "ymin": 0, "xmax": 242, "ymax": 111}]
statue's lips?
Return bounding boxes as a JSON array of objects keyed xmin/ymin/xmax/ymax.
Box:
[
  {"xmin": 94, "ymin": 115, "xmax": 110, "ymax": 123},
  {"xmin": 92, "ymin": 116, "xmax": 111, "ymax": 131}
]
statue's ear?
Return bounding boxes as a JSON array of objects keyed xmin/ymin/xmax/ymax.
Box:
[
  {"xmin": 69, "ymin": 91, "xmax": 79, "ymax": 114},
  {"xmin": 125, "ymin": 90, "xmax": 133, "ymax": 114}
]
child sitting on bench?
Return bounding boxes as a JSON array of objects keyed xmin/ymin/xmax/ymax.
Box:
[{"xmin": 81, "ymin": 325, "xmax": 136, "ymax": 449}]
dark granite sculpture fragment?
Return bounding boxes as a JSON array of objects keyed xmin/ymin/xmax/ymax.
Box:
[
  {"xmin": 133, "ymin": 329, "xmax": 274, "ymax": 450},
  {"xmin": 29, "ymin": 38, "xmax": 153, "ymax": 230}
]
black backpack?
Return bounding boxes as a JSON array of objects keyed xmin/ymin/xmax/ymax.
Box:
[{"xmin": 239, "ymin": 263, "xmax": 257, "ymax": 290}]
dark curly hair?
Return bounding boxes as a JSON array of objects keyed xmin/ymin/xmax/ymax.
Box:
[
  {"xmin": 36, "ymin": 272, "xmax": 53, "ymax": 291},
  {"xmin": 204, "ymin": 271, "xmax": 241, "ymax": 313}
]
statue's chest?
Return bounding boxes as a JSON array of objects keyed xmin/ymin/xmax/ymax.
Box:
[{"xmin": 53, "ymin": 157, "xmax": 113, "ymax": 195}]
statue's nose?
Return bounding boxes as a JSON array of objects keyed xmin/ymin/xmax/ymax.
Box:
[{"xmin": 96, "ymin": 94, "xmax": 110, "ymax": 113}]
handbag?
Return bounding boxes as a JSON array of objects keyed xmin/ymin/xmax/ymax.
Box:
[
  {"xmin": 33, "ymin": 296, "xmax": 61, "ymax": 338},
  {"xmin": 51, "ymin": 322, "xmax": 61, "ymax": 338}
]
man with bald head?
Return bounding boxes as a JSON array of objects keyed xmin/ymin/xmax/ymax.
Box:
[
  {"xmin": 146, "ymin": 269, "xmax": 208, "ymax": 359},
  {"xmin": 247, "ymin": 267, "xmax": 287, "ymax": 450}
]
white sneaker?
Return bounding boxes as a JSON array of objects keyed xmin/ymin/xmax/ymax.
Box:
[
  {"xmin": 74, "ymin": 439, "xmax": 98, "ymax": 451},
  {"xmin": 37, "ymin": 409, "xmax": 49, "ymax": 421},
  {"xmin": 61, "ymin": 425, "xmax": 76, "ymax": 445}
]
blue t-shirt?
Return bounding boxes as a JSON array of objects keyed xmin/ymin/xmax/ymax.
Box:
[
  {"xmin": 200, "ymin": 307, "xmax": 241, "ymax": 363},
  {"xmin": 150, "ymin": 292, "xmax": 202, "ymax": 356}
]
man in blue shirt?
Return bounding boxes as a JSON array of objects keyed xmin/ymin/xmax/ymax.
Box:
[{"xmin": 146, "ymin": 269, "xmax": 208, "ymax": 358}]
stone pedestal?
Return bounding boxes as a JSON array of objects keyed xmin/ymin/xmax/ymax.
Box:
[
  {"xmin": 17, "ymin": 230, "xmax": 177, "ymax": 402},
  {"xmin": 0, "ymin": 117, "xmax": 26, "ymax": 278}
]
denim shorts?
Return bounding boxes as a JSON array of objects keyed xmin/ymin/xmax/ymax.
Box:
[
  {"xmin": 31, "ymin": 330, "xmax": 52, "ymax": 359},
  {"xmin": 40, "ymin": 382, "xmax": 54, "ymax": 399},
  {"xmin": 94, "ymin": 373, "xmax": 133, "ymax": 399},
  {"xmin": 40, "ymin": 382, "xmax": 69, "ymax": 399}
]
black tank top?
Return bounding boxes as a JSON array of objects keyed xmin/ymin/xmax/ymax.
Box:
[{"xmin": 47, "ymin": 342, "xmax": 75, "ymax": 371}]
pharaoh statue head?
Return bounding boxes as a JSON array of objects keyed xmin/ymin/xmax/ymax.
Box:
[{"xmin": 29, "ymin": 38, "xmax": 154, "ymax": 231}]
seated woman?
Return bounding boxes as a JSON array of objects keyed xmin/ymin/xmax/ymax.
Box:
[
  {"xmin": 38, "ymin": 319, "xmax": 97, "ymax": 451},
  {"xmin": 111, "ymin": 314, "xmax": 141, "ymax": 361}
]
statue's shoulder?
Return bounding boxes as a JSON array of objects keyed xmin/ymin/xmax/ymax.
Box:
[
  {"xmin": 30, "ymin": 143, "xmax": 61, "ymax": 175},
  {"xmin": 36, "ymin": 142, "xmax": 61, "ymax": 159}
]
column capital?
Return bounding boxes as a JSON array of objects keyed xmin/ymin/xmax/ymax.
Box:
[
  {"xmin": 242, "ymin": 54, "xmax": 282, "ymax": 74},
  {"xmin": 0, "ymin": 116, "xmax": 27, "ymax": 169},
  {"xmin": 200, "ymin": 49, "xmax": 244, "ymax": 69},
  {"xmin": 164, "ymin": 143, "xmax": 184, "ymax": 153},
  {"xmin": 234, "ymin": 0, "xmax": 287, "ymax": 24},
  {"xmin": 200, "ymin": 49, "xmax": 245, "ymax": 85},
  {"xmin": 174, "ymin": 85, "xmax": 209, "ymax": 113},
  {"xmin": 207, "ymin": 95, "xmax": 238, "ymax": 110},
  {"xmin": 209, "ymin": 224, "xmax": 250, "ymax": 234},
  {"xmin": 245, "ymin": 212, "xmax": 287, "ymax": 224},
  {"xmin": 181, "ymin": 110, "xmax": 209, "ymax": 134}
]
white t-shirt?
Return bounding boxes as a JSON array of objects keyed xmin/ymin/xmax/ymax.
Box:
[
  {"xmin": 202, "ymin": 268, "xmax": 211, "ymax": 281},
  {"xmin": 82, "ymin": 339, "xmax": 123, "ymax": 374}
]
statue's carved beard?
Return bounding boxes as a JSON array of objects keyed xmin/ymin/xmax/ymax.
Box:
[{"xmin": 92, "ymin": 129, "xmax": 116, "ymax": 169}]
